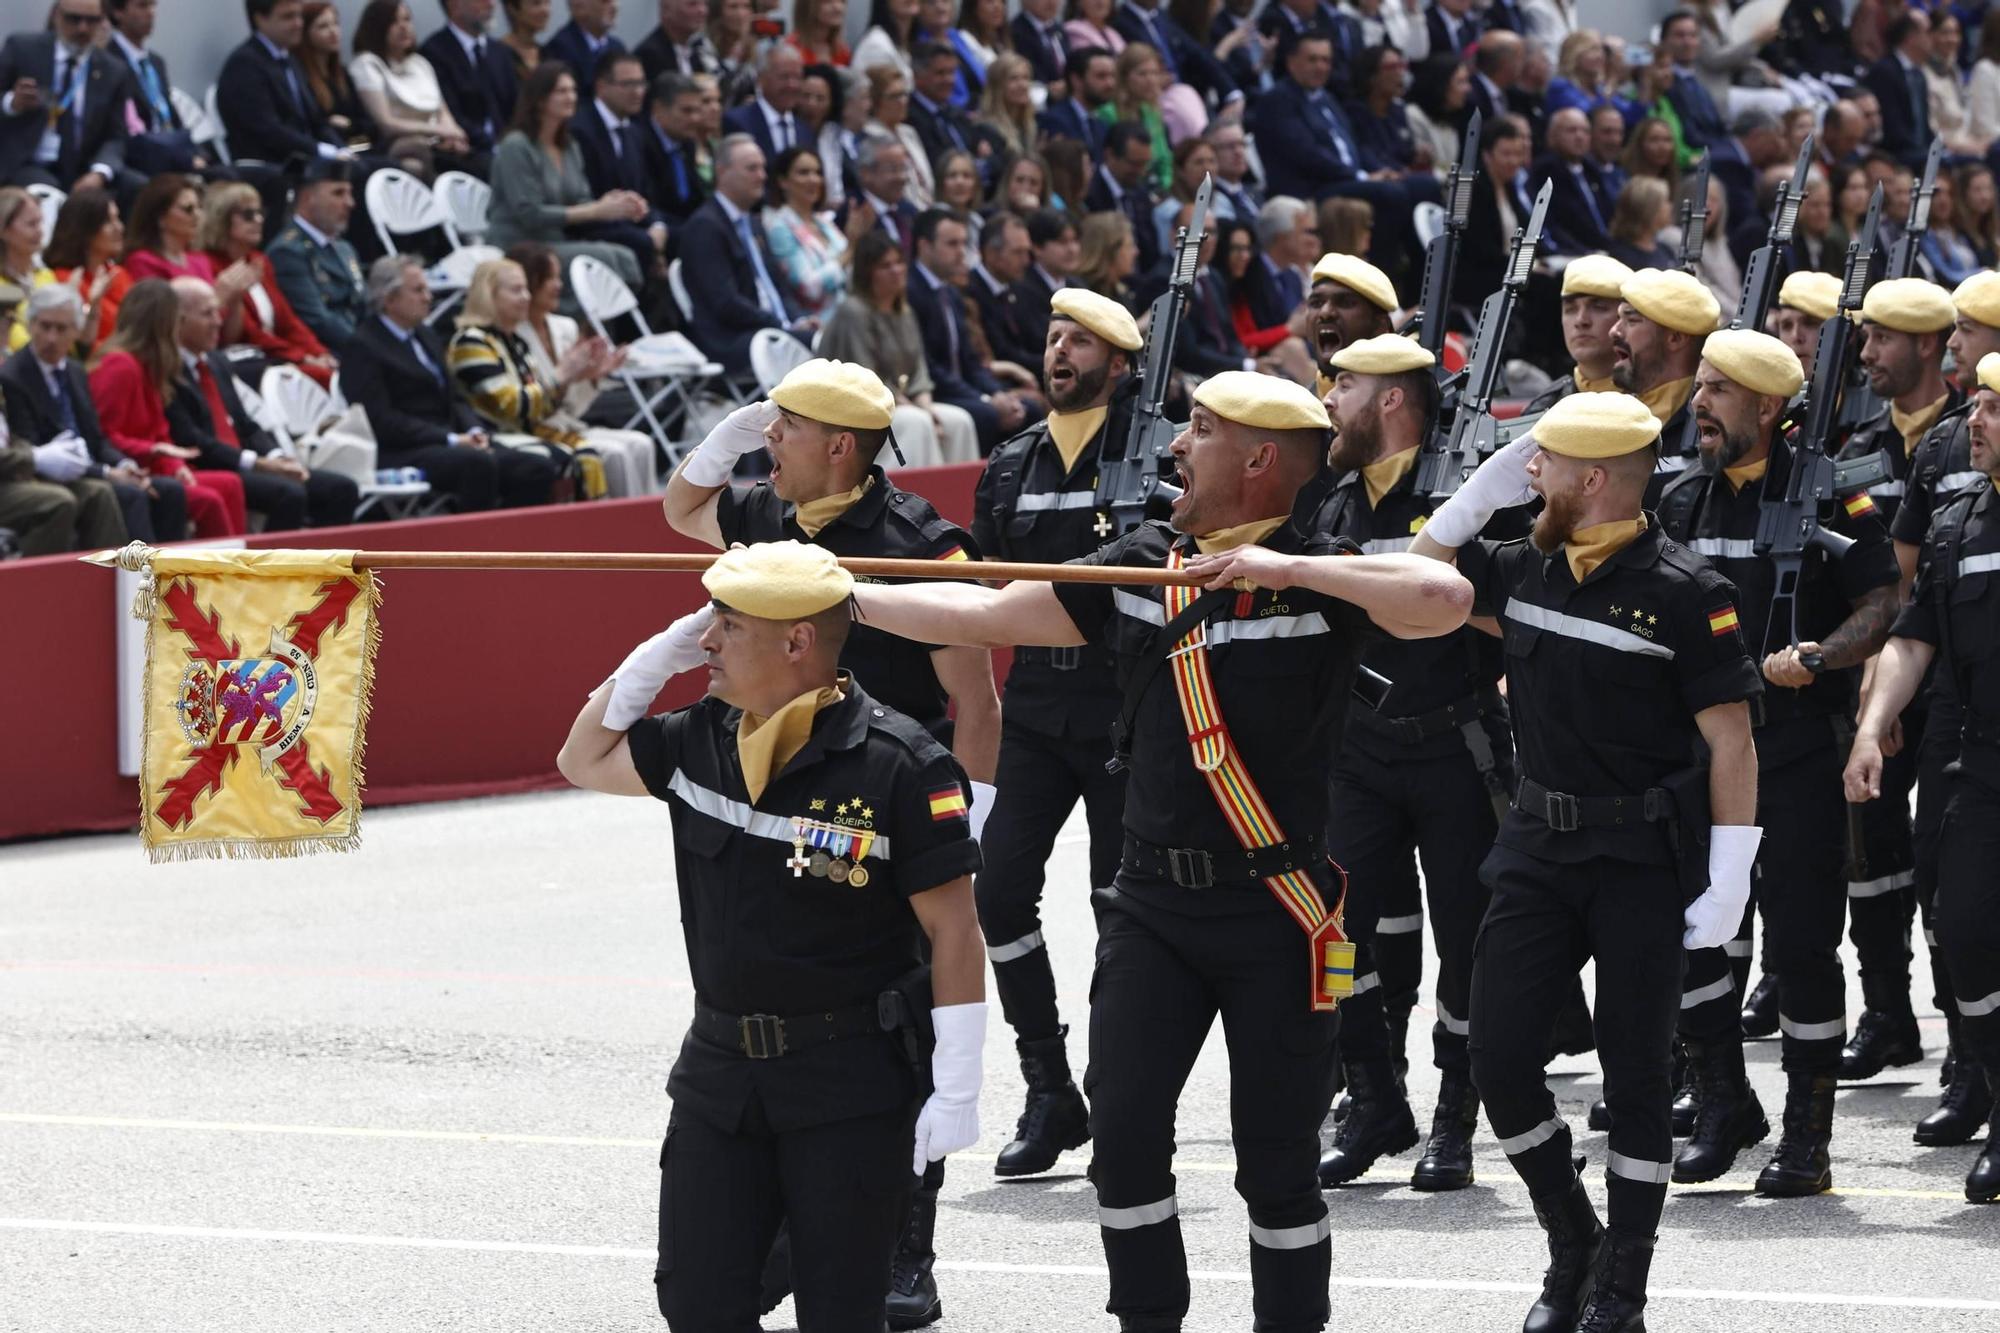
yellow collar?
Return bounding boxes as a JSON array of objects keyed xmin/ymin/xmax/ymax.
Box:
[
  {"xmin": 1047, "ymin": 406, "xmax": 1110, "ymax": 474},
  {"xmin": 1362, "ymin": 446, "xmax": 1419, "ymax": 508},
  {"xmin": 1315, "ymin": 371, "xmax": 1335, "ymax": 400},
  {"xmin": 1573, "ymin": 369, "xmax": 1615, "ymax": 394},
  {"xmin": 736, "ymin": 683, "xmax": 844, "ymax": 804},
  {"xmin": 1890, "ymin": 393, "xmax": 1950, "ymax": 457},
  {"xmin": 1194, "ymin": 514, "xmax": 1290, "ymax": 556},
  {"xmin": 1723, "ymin": 455, "xmax": 1769, "ymax": 493},
  {"xmin": 1636, "ymin": 376, "xmax": 1695, "ymax": 424},
  {"xmin": 1565, "ymin": 515, "xmax": 1647, "ymax": 583},
  {"xmin": 792, "ymin": 475, "xmax": 875, "ymax": 538}
]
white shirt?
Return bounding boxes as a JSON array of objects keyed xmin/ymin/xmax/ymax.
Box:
[
  {"xmin": 180, "ymin": 348, "xmax": 256, "ymax": 469},
  {"xmin": 756, "ymin": 94, "xmax": 799, "ymax": 153},
  {"xmin": 3, "ymin": 41, "xmax": 116, "ymax": 178},
  {"xmin": 292, "ymin": 215, "xmax": 336, "ymax": 250},
  {"xmin": 862, "ymin": 190, "xmax": 903, "ymax": 243}
]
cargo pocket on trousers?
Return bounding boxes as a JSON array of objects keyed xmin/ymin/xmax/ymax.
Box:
[{"xmin": 654, "ymin": 1124, "xmax": 677, "ymax": 1281}]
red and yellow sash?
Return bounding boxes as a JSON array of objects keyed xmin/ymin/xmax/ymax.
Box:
[{"xmin": 1162, "ymin": 550, "xmax": 1354, "ymax": 1011}]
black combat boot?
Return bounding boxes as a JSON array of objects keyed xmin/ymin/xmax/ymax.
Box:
[
  {"xmin": 1669, "ymin": 1044, "xmax": 1698, "ymax": 1137},
  {"xmin": 1573, "ymin": 1229, "xmax": 1655, "ymax": 1332},
  {"xmin": 1918, "ymin": 1035, "xmax": 1995, "ymax": 1146},
  {"xmin": 1672, "ymin": 1038, "xmax": 1769, "ymax": 1183},
  {"xmin": 1839, "ymin": 1007, "xmax": 1923, "ymax": 1080},
  {"xmin": 995, "ymin": 1029, "xmax": 1090, "ymax": 1176},
  {"xmin": 885, "ymin": 1184, "xmax": 942, "ymax": 1328},
  {"xmin": 1317, "ymin": 1060, "xmax": 1419, "ymax": 1186},
  {"xmin": 1411, "ymin": 1071, "xmax": 1479, "ymax": 1192},
  {"xmin": 1967, "ymin": 1075, "xmax": 2000, "ymax": 1205},
  {"xmin": 1587, "ymin": 1098, "xmax": 1611, "ymax": 1131},
  {"xmin": 1754, "ymin": 1072, "xmax": 1837, "ymax": 1197},
  {"xmin": 1520, "ymin": 1177, "xmax": 1602, "ymax": 1333},
  {"xmin": 1740, "ymin": 972, "xmax": 1779, "ymax": 1039}
]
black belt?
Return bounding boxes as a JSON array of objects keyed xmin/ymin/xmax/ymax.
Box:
[
  {"xmin": 1513, "ymin": 776, "xmax": 1674, "ymax": 833},
  {"xmin": 1015, "ymin": 646, "xmax": 1088, "ymax": 670},
  {"xmin": 1122, "ymin": 831, "xmax": 1324, "ymax": 889},
  {"xmin": 691, "ymin": 998, "xmax": 889, "ymax": 1059},
  {"xmin": 1349, "ymin": 686, "xmax": 1504, "ymax": 744}
]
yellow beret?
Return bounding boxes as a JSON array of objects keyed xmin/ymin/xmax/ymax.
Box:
[
  {"xmin": 1702, "ymin": 328, "xmax": 1804, "ymax": 399},
  {"xmin": 1979, "ymin": 351, "xmax": 2000, "ymax": 396},
  {"xmin": 1955, "ymin": 271, "xmax": 2000, "ymax": 329},
  {"xmin": 1861, "ymin": 277, "xmax": 1955, "ymax": 334},
  {"xmin": 1050, "ymin": 288, "xmax": 1143, "ymax": 350},
  {"xmin": 1329, "ymin": 333, "xmax": 1436, "ymax": 376},
  {"xmin": 1310, "ymin": 253, "xmax": 1398, "ymax": 311},
  {"xmin": 1778, "ymin": 271, "xmax": 1842, "ymax": 321},
  {"xmin": 1192, "ymin": 370, "xmax": 1331, "ymax": 431},
  {"xmin": 1620, "ymin": 268, "xmax": 1721, "ymax": 336},
  {"xmin": 701, "ymin": 540, "xmax": 855, "ymax": 620},
  {"xmin": 1561, "ymin": 253, "xmax": 1635, "ymax": 299},
  {"xmin": 1529, "ymin": 391, "xmax": 1663, "ymax": 459},
  {"xmin": 769, "ymin": 358, "xmax": 895, "ymax": 431}
]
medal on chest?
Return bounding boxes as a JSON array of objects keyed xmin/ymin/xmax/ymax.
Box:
[{"xmin": 789, "ymin": 804, "xmax": 878, "ymax": 887}]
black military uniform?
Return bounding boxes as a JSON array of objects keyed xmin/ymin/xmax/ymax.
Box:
[
  {"xmin": 1646, "ymin": 393, "xmax": 1700, "ymax": 510},
  {"xmin": 1054, "ymin": 515, "xmax": 1371, "ymax": 1332},
  {"xmin": 1891, "ymin": 473, "xmax": 2000, "ymax": 1200},
  {"xmin": 629, "ymin": 680, "xmax": 982, "ymax": 1328},
  {"xmin": 1658, "ymin": 461, "xmax": 1898, "ymax": 1187}
]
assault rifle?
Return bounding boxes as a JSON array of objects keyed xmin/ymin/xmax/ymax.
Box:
[
  {"xmin": 1731, "ymin": 137, "xmax": 1814, "ymax": 332},
  {"xmin": 1839, "ymin": 136, "xmax": 1942, "ymax": 432},
  {"xmin": 1755, "ymin": 186, "xmax": 1882, "ymax": 661},
  {"xmin": 1677, "ymin": 152, "xmax": 1711, "ymax": 275},
  {"xmin": 1415, "ymin": 179, "xmax": 1552, "ymax": 499},
  {"xmin": 1413, "ymin": 109, "xmax": 1481, "ymax": 371},
  {"xmin": 1094, "ymin": 174, "xmax": 1211, "ymax": 538}
]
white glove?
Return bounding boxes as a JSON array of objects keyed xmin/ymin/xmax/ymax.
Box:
[
  {"xmin": 600, "ymin": 605, "xmax": 715, "ymax": 730},
  {"xmin": 1421, "ymin": 435, "xmax": 1539, "ymax": 549},
  {"xmin": 911, "ymin": 1001, "xmax": 986, "ymax": 1174},
  {"xmin": 32, "ymin": 435, "xmax": 92, "ymax": 483},
  {"xmin": 678, "ymin": 398, "xmax": 779, "ymax": 488},
  {"xmin": 1683, "ymin": 825, "xmax": 1762, "ymax": 950},
  {"xmin": 966, "ymin": 780, "xmax": 997, "ymax": 842}
]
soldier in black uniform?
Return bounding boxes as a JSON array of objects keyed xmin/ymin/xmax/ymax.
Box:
[
  {"xmin": 1848, "ymin": 347, "xmax": 2000, "ymax": 1204},
  {"xmin": 1305, "ymin": 253, "xmax": 1400, "ymax": 398},
  {"xmin": 1521, "ymin": 254, "xmax": 1633, "ymax": 418},
  {"xmin": 1833, "ymin": 278, "xmax": 1958, "ymax": 1083},
  {"xmin": 1660, "ymin": 330, "xmax": 1901, "ymax": 1197},
  {"xmin": 661, "ymin": 359, "xmax": 998, "ymax": 1329},
  {"xmin": 554, "ymin": 541, "xmax": 988, "ymax": 1330},
  {"xmin": 846, "ymin": 371, "xmax": 1474, "ymax": 1333},
  {"xmin": 1411, "ymin": 393, "xmax": 1763, "ymax": 1332},
  {"xmin": 1308, "ymin": 334, "xmax": 1520, "ymax": 1194},
  {"xmin": 1610, "ymin": 268, "xmax": 1717, "ymax": 499},
  {"xmin": 968, "ymin": 288, "xmax": 1143, "ymax": 1179}
]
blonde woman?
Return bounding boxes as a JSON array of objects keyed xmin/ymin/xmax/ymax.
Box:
[
  {"xmin": 864, "ymin": 64, "xmax": 936, "ymax": 205},
  {"xmin": 977, "ymin": 51, "xmax": 1038, "ymax": 159},
  {"xmin": 1073, "ymin": 211, "xmax": 1138, "ymax": 310},
  {"xmin": 1097, "ymin": 44, "xmax": 1172, "ymax": 195}
]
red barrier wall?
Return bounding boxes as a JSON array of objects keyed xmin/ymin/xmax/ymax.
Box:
[{"xmin": 0, "ymin": 464, "xmax": 983, "ymax": 844}]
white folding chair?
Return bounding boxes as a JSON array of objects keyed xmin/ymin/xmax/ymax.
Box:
[
  {"xmin": 258, "ymin": 364, "xmax": 432, "ymax": 519},
  {"xmin": 433, "ymin": 171, "xmax": 492, "ymax": 243},
  {"xmin": 1413, "ymin": 201, "xmax": 1447, "ymax": 248},
  {"xmin": 750, "ymin": 327, "xmax": 811, "ymax": 395},
  {"xmin": 170, "ymin": 86, "xmax": 214, "ymax": 147},
  {"xmin": 666, "ymin": 256, "xmax": 695, "ymax": 323},
  {"xmin": 363, "ymin": 168, "xmax": 493, "ymax": 323},
  {"xmin": 571, "ymin": 253, "xmax": 726, "ymax": 459},
  {"xmin": 24, "ymin": 184, "xmax": 63, "ymax": 252},
  {"xmin": 203, "ymin": 84, "xmax": 235, "ymax": 165}
]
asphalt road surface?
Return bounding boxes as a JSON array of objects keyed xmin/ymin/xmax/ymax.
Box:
[{"xmin": 3, "ymin": 790, "xmax": 1996, "ymax": 1332}]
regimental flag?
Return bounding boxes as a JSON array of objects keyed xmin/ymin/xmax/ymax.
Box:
[
  {"xmin": 1708, "ymin": 606, "xmax": 1741, "ymax": 638},
  {"xmin": 127, "ymin": 548, "xmax": 380, "ymax": 861},
  {"xmin": 928, "ymin": 783, "xmax": 968, "ymax": 822},
  {"xmin": 1843, "ymin": 492, "xmax": 1877, "ymax": 519}
]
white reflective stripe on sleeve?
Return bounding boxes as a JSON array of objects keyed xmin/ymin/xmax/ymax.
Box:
[
  {"xmin": 1870, "ymin": 479, "xmax": 1906, "ymax": 498},
  {"xmin": 1207, "ymin": 612, "xmax": 1331, "ymax": 645},
  {"xmin": 1249, "ymin": 1215, "xmax": 1332, "ymax": 1250},
  {"xmin": 1362, "ymin": 537, "xmax": 1413, "ymax": 554},
  {"xmin": 1503, "ymin": 598, "xmax": 1677, "ymax": 659},
  {"xmin": 1847, "ymin": 870, "xmax": 1915, "ymax": 899},
  {"xmin": 1940, "ymin": 471, "xmax": 1986, "ymax": 495},
  {"xmin": 666, "ymin": 773, "xmax": 895, "ymax": 859},
  {"xmin": 1496, "ymin": 1117, "xmax": 1566, "ymax": 1156},
  {"xmin": 1606, "ymin": 1151, "xmax": 1674, "ymax": 1185},
  {"xmin": 1962, "ymin": 553, "xmax": 2000, "ymax": 577},
  {"xmin": 1689, "ymin": 538, "xmax": 1756, "ymax": 559},
  {"xmin": 1682, "ymin": 974, "xmax": 1737, "ymax": 1009},
  {"xmin": 1779, "ymin": 1013, "xmax": 1846, "ymax": 1042},
  {"xmin": 1925, "ymin": 928, "xmax": 1939, "ymax": 947},
  {"xmin": 1434, "ymin": 1000, "xmax": 1470, "ymax": 1036},
  {"xmin": 1350, "ymin": 971, "xmax": 1382, "ymax": 997},
  {"xmin": 987, "ymin": 930, "xmax": 1046, "ymax": 963},
  {"xmin": 1722, "ymin": 939, "xmax": 1753, "ymax": 958},
  {"xmin": 1015, "ymin": 490, "xmax": 1098, "ymax": 512},
  {"xmin": 1099, "ymin": 1196, "xmax": 1177, "ymax": 1230},
  {"xmin": 1376, "ymin": 913, "xmax": 1424, "ymax": 934},
  {"xmin": 1958, "ymin": 989, "xmax": 2000, "ymax": 1018},
  {"xmin": 1111, "ymin": 589, "xmax": 1166, "ymax": 625}
]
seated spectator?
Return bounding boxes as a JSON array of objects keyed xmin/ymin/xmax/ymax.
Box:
[
  {"xmin": 1407, "ymin": 60, "xmax": 1473, "ymax": 172},
  {"xmin": 1175, "ymin": 201, "xmax": 1303, "ymax": 379},
  {"xmin": 40, "ymin": 188, "xmax": 133, "ymax": 353},
  {"xmin": 1072, "ymin": 210, "xmax": 1138, "ymax": 310},
  {"xmin": 1214, "ymin": 217, "xmax": 1298, "ymax": 353},
  {"xmin": 1207, "ymin": 0, "xmax": 1267, "ymax": 94},
  {"xmin": 1815, "ymin": 99, "xmax": 1867, "ymax": 174},
  {"xmin": 341, "ymin": 253, "xmax": 559, "ymax": 509},
  {"xmin": 200, "ymin": 182, "xmax": 340, "ymax": 387},
  {"xmin": 816, "ymin": 230, "xmax": 979, "ymax": 465},
  {"xmin": 1457, "ymin": 112, "xmax": 1536, "ymax": 300},
  {"xmin": 907, "ymin": 206, "xmax": 1036, "ymax": 450},
  {"xmin": 1084, "ymin": 121, "xmax": 1161, "ymax": 273},
  {"xmin": 1825, "ymin": 160, "xmax": 1870, "ymax": 259},
  {"xmin": 1206, "ymin": 120, "xmax": 1261, "ymax": 223},
  {"xmin": 1097, "ymin": 45, "xmax": 1172, "ymax": 198},
  {"xmin": 126, "ymin": 176, "xmax": 231, "ymax": 296},
  {"xmin": 88, "ymin": 278, "xmax": 246, "ymax": 536},
  {"xmin": 798, "ymin": 63, "xmax": 838, "ymax": 160},
  {"xmin": 1016, "ymin": 205, "xmax": 1074, "ymax": 350},
  {"xmin": 572, "ymin": 54, "xmax": 672, "ymax": 265},
  {"xmin": 350, "ymin": 0, "xmax": 481, "ymax": 181},
  {"xmin": 1151, "ymin": 136, "xmax": 1214, "ymax": 257},
  {"xmin": 1319, "ymin": 196, "xmax": 1372, "ymax": 258},
  {"xmin": 1546, "ymin": 29, "xmax": 1640, "ymax": 126},
  {"xmin": 448, "ymin": 258, "xmax": 650, "ymax": 498},
  {"xmin": 1789, "ymin": 172, "xmax": 1834, "ymax": 275},
  {"xmin": 1971, "ymin": 11, "xmax": 2000, "ymax": 151},
  {"xmin": 505, "ymin": 241, "xmax": 660, "ymax": 476},
  {"xmin": 489, "ymin": 61, "xmax": 652, "ymax": 294},
  {"xmin": 1860, "ymin": 8, "xmax": 1934, "ymax": 171},
  {"xmin": 1957, "ymin": 163, "xmax": 2000, "ymax": 270},
  {"xmin": 543, "ymin": 0, "xmax": 627, "ymax": 86},
  {"xmin": 1692, "ymin": 175, "xmax": 1739, "ymax": 311},
  {"xmin": 1589, "ymin": 103, "xmax": 1628, "ymax": 198},
  {"xmin": 1657, "ymin": 9, "xmax": 1727, "ymax": 153},
  {"xmin": 1038, "ymin": 47, "xmax": 1113, "ymax": 160},
  {"xmin": 1345, "ymin": 45, "xmax": 1431, "ymax": 180},
  {"xmin": 298, "ymin": 2, "xmax": 380, "ymax": 153},
  {"xmin": 855, "ymin": 0, "xmax": 923, "ymax": 81},
  {"xmin": 863, "ymin": 65, "xmax": 936, "ymax": 205},
  {"xmin": 1467, "ymin": 27, "xmax": 1524, "ymax": 127},
  {"xmin": 267, "ymin": 158, "xmax": 370, "ymax": 354},
  {"xmin": 764, "ymin": 146, "xmax": 863, "ymax": 319},
  {"xmin": 933, "ymin": 149, "xmax": 984, "ymax": 246},
  {"xmin": 818, "ymin": 66, "xmax": 875, "ymax": 208},
  {"xmin": 1042, "ymin": 135, "xmax": 1090, "ymax": 213},
  {"xmin": 978, "ymin": 52, "xmax": 1039, "ymax": 162},
  {"xmin": 0, "ymin": 188, "xmax": 53, "ymax": 353},
  {"xmin": 789, "ymin": 0, "xmax": 854, "ymax": 68},
  {"xmin": 1536, "ymin": 106, "xmax": 1615, "ymax": 254},
  {"xmin": 951, "ymin": 0, "xmax": 1017, "ymax": 101},
  {"xmin": 1110, "ymin": 0, "xmax": 1237, "ymax": 141},
  {"xmin": 167, "ymin": 276, "xmax": 358, "ymax": 530},
  {"xmin": 8, "ymin": 276, "xmax": 190, "ymax": 552},
  {"xmin": 1620, "ymin": 114, "xmax": 1682, "ymax": 200},
  {"xmin": 964, "ymin": 210, "xmax": 1040, "ymax": 377},
  {"xmin": 706, "ymin": 0, "xmax": 761, "ymax": 99},
  {"xmin": 422, "ymin": 0, "xmax": 523, "ymax": 159},
  {"xmin": 679, "ymin": 133, "xmax": 810, "ymax": 374},
  {"xmin": 906, "ymin": 42, "xmax": 987, "ymax": 179},
  {"xmin": 840, "ymin": 132, "xmax": 924, "ymax": 252},
  {"xmin": 103, "ymin": 0, "xmax": 226, "ymax": 180},
  {"xmin": 0, "ymin": 0, "xmax": 134, "ymax": 194},
  {"xmin": 639, "ymin": 0, "xmax": 721, "ymax": 80},
  {"xmin": 0, "ymin": 293, "xmax": 133, "ymax": 557},
  {"xmin": 722, "ymin": 44, "xmax": 810, "ymax": 168},
  {"xmin": 994, "ymin": 152, "xmax": 1050, "ymax": 214},
  {"xmin": 1605, "ymin": 175, "xmax": 1677, "ymax": 271},
  {"xmin": 216, "ymin": 0, "xmax": 359, "ymax": 169},
  {"xmin": 1926, "ymin": 9, "xmax": 1980, "ymax": 158},
  {"xmin": 1255, "ymin": 195, "xmax": 1317, "ymax": 313},
  {"xmin": 1920, "ymin": 171, "xmax": 1981, "ymax": 288},
  {"xmin": 1011, "ymin": 0, "xmax": 1070, "ymax": 90},
  {"xmin": 641, "ymin": 72, "xmax": 711, "ymax": 225},
  {"xmin": 1064, "ymin": 0, "xmax": 1126, "ymax": 63},
  {"xmin": 689, "ymin": 72, "xmax": 725, "ymax": 186}
]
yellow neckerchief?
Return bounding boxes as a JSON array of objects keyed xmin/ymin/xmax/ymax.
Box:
[
  {"xmin": 1574, "ymin": 368, "xmax": 1615, "ymax": 394},
  {"xmin": 1723, "ymin": 456, "xmax": 1769, "ymax": 493},
  {"xmin": 792, "ymin": 475, "xmax": 875, "ymax": 538},
  {"xmin": 737, "ymin": 683, "xmax": 844, "ymax": 803},
  {"xmin": 1565, "ymin": 515, "xmax": 1648, "ymax": 583},
  {"xmin": 1362, "ymin": 446, "xmax": 1419, "ymax": 508},
  {"xmin": 1195, "ymin": 515, "xmax": 1290, "ymax": 556},
  {"xmin": 1890, "ymin": 392, "xmax": 1950, "ymax": 457},
  {"xmin": 1637, "ymin": 376, "xmax": 1695, "ymax": 424},
  {"xmin": 1315, "ymin": 371, "xmax": 1335, "ymax": 400},
  {"xmin": 1048, "ymin": 406, "xmax": 1110, "ymax": 473}
]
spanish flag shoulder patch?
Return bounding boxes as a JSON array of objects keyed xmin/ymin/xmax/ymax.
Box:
[
  {"xmin": 935, "ymin": 545, "xmax": 970, "ymax": 562},
  {"xmin": 1708, "ymin": 607, "xmax": 1741, "ymax": 638},
  {"xmin": 928, "ymin": 784, "xmax": 969, "ymax": 821},
  {"xmin": 1842, "ymin": 492, "xmax": 1877, "ymax": 519}
]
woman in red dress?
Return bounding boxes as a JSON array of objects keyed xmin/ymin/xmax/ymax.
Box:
[
  {"xmin": 41, "ymin": 188, "xmax": 134, "ymax": 353},
  {"xmin": 199, "ymin": 182, "xmax": 340, "ymax": 388}
]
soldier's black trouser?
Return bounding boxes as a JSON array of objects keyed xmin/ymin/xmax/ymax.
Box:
[
  {"xmin": 1470, "ymin": 844, "xmax": 1684, "ymax": 1236},
  {"xmin": 1936, "ymin": 768, "xmax": 2000, "ymax": 1080},
  {"xmin": 1910, "ymin": 707, "xmax": 1960, "ymax": 1016},
  {"xmin": 1086, "ymin": 876, "xmax": 1338, "ymax": 1333},
  {"xmin": 975, "ymin": 717, "xmax": 1126, "ymax": 1042},
  {"xmin": 1845, "ymin": 699, "xmax": 1925, "ymax": 1015}
]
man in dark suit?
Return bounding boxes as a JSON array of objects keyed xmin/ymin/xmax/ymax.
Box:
[
  {"xmin": 1468, "ymin": 28, "xmax": 1523, "ymax": 129},
  {"xmin": 1111, "ymin": 0, "xmax": 1242, "ymax": 113},
  {"xmin": 908, "ymin": 208, "xmax": 1039, "ymax": 452},
  {"xmin": 1425, "ymin": 0, "xmax": 1481, "ymax": 59},
  {"xmin": 720, "ymin": 43, "xmax": 808, "ymax": 166},
  {"xmin": 679, "ymin": 133, "xmax": 807, "ymax": 375},
  {"xmin": 215, "ymin": 0, "xmax": 350, "ymax": 167},
  {"xmin": 168, "ymin": 276, "xmax": 358, "ymax": 530},
  {"xmin": 543, "ymin": 0, "xmax": 627, "ymax": 87},
  {"xmin": 906, "ymin": 43, "xmax": 982, "ymax": 179},
  {"xmin": 573, "ymin": 52, "xmax": 670, "ymax": 261},
  {"xmin": 1534, "ymin": 107, "xmax": 1615, "ymax": 255},
  {"xmin": 0, "ymin": 0, "xmax": 132, "ymax": 192},
  {"xmin": 1660, "ymin": 9, "xmax": 1728, "ymax": 151},
  {"xmin": 342, "ymin": 256, "xmax": 558, "ymax": 511},
  {"xmin": 1017, "ymin": 208, "xmax": 1075, "ymax": 355},
  {"xmin": 641, "ymin": 71, "xmax": 708, "ymax": 225},
  {"xmin": 1084, "ymin": 120, "xmax": 1162, "ymax": 275},
  {"xmin": 966, "ymin": 213, "xmax": 1042, "ymax": 380},
  {"xmin": 1710, "ymin": 108, "xmax": 1788, "ymax": 246},
  {"xmin": 419, "ymin": 0, "xmax": 520, "ymax": 158},
  {"xmin": 1209, "ymin": 120, "xmax": 1263, "ymax": 224},
  {"xmin": 836, "ymin": 133, "xmax": 921, "ymax": 256},
  {"xmin": 1862, "ymin": 8, "xmax": 1936, "ymax": 170},
  {"xmin": 1011, "ymin": 0, "xmax": 1070, "ymax": 89},
  {"xmin": 1258, "ymin": 0, "xmax": 1360, "ymax": 79},
  {"xmin": 104, "ymin": 0, "xmax": 229, "ymax": 178},
  {"xmin": 638, "ymin": 0, "xmax": 720, "ymax": 81},
  {"xmin": 1036, "ymin": 48, "xmax": 1111, "ymax": 161}
]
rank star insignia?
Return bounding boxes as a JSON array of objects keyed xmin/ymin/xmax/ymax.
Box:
[{"xmin": 859, "ymin": 805, "xmax": 873, "ymax": 820}]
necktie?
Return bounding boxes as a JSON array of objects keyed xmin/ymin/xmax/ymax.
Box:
[
  {"xmin": 941, "ymin": 281, "xmax": 963, "ymax": 374},
  {"xmin": 943, "ymin": 111, "xmax": 967, "ymax": 153},
  {"xmin": 48, "ymin": 365, "xmax": 78, "ymax": 436},
  {"xmin": 738, "ymin": 214, "xmax": 786, "ymax": 317},
  {"xmin": 196, "ymin": 362, "xmax": 241, "ymax": 449},
  {"xmin": 778, "ymin": 113, "xmax": 794, "ymax": 152},
  {"xmin": 134, "ymin": 55, "xmax": 170, "ymax": 127},
  {"xmin": 1044, "ymin": 24, "xmax": 1063, "ymax": 73},
  {"xmin": 661, "ymin": 131, "xmax": 689, "ymax": 196},
  {"xmin": 1574, "ymin": 164, "xmax": 1606, "ymax": 233},
  {"xmin": 276, "ymin": 52, "xmax": 309, "ymax": 119},
  {"xmin": 406, "ymin": 331, "xmax": 443, "ymax": 383},
  {"xmin": 1907, "ymin": 66, "xmax": 1928, "ymax": 134},
  {"xmin": 53, "ymin": 53, "xmax": 77, "ymax": 162},
  {"xmin": 1313, "ymin": 95, "xmax": 1355, "ymax": 170}
]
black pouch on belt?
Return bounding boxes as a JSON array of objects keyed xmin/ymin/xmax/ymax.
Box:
[
  {"xmin": 876, "ymin": 965, "xmax": 936, "ymax": 1075},
  {"xmin": 1657, "ymin": 764, "xmax": 1712, "ymax": 904}
]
